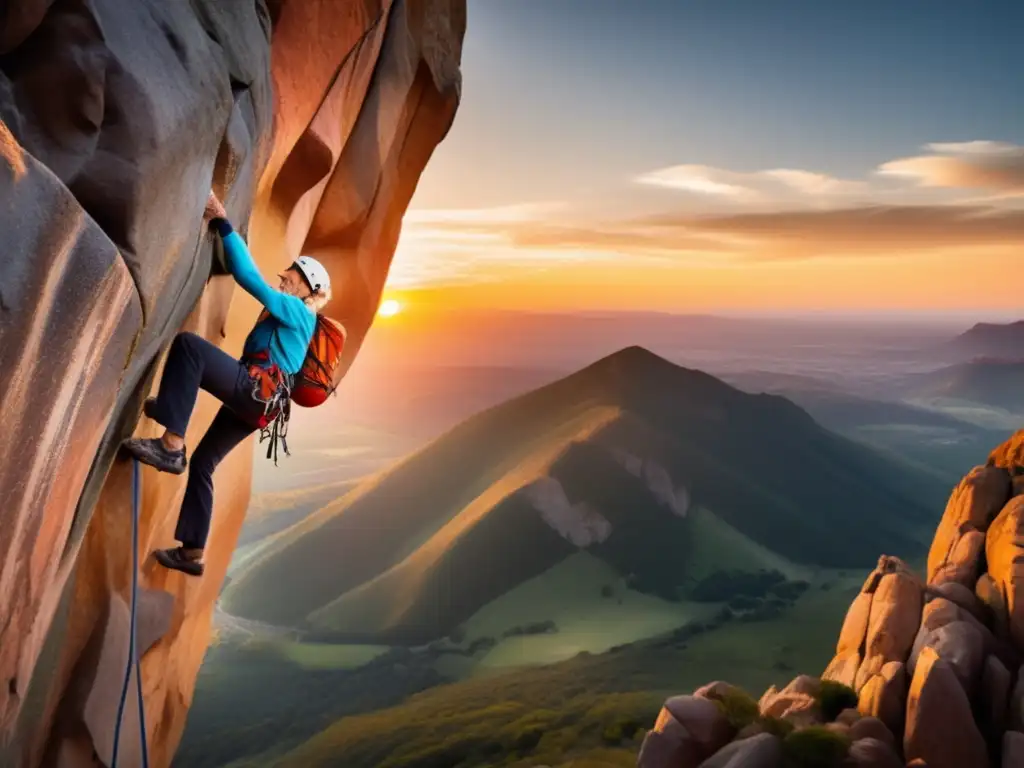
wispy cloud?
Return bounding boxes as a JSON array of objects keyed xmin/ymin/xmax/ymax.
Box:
[
  {"xmin": 392, "ymin": 140, "xmax": 1024, "ymax": 286},
  {"xmin": 635, "ymin": 164, "xmax": 873, "ymax": 207},
  {"xmin": 760, "ymin": 169, "xmax": 870, "ymax": 197},
  {"xmin": 878, "ymin": 140, "xmax": 1024, "ymax": 192},
  {"xmin": 635, "ymin": 164, "xmax": 761, "ymax": 199},
  {"xmin": 640, "ymin": 205, "xmax": 1024, "ymax": 257},
  {"xmin": 638, "ymin": 140, "xmax": 1024, "ymax": 207},
  {"xmin": 402, "ymin": 201, "xmax": 567, "ymax": 225},
  {"xmin": 390, "ymin": 202, "xmax": 621, "ymax": 287}
]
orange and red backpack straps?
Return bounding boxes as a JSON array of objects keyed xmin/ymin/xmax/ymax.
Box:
[{"xmin": 291, "ymin": 314, "xmax": 346, "ymax": 407}]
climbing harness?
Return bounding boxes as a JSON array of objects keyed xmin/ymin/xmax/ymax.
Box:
[
  {"xmin": 243, "ymin": 308, "xmax": 346, "ymax": 465},
  {"xmin": 242, "ymin": 347, "xmax": 293, "ymax": 466},
  {"xmin": 110, "ymin": 458, "xmax": 149, "ymax": 768},
  {"xmin": 256, "ymin": 378, "xmax": 292, "ymax": 466}
]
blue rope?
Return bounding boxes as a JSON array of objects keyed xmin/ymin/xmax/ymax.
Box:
[{"xmin": 111, "ymin": 459, "xmax": 150, "ymax": 768}]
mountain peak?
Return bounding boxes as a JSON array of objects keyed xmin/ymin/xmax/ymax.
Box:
[{"xmin": 596, "ymin": 345, "xmax": 673, "ymax": 370}]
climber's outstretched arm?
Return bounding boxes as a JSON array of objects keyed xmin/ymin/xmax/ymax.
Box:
[{"xmin": 204, "ymin": 195, "xmax": 309, "ymax": 329}]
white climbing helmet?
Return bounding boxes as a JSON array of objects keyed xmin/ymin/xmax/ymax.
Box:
[{"xmin": 293, "ymin": 255, "xmax": 331, "ymax": 295}]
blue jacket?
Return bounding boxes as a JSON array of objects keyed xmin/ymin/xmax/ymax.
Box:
[{"xmin": 212, "ymin": 218, "xmax": 316, "ymax": 375}]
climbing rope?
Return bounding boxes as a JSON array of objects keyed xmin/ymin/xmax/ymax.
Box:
[{"xmin": 110, "ymin": 458, "xmax": 149, "ymax": 768}]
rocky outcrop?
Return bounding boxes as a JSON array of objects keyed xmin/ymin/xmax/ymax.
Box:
[
  {"xmin": 0, "ymin": 2, "xmax": 465, "ymax": 766},
  {"xmin": 640, "ymin": 429, "xmax": 1024, "ymax": 768}
]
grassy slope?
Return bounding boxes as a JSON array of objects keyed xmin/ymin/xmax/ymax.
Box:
[
  {"xmin": 221, "ymin": 401, "xmax": 619, "ymax": 627},
  {"xmin": 305, "ymin": 408, "xmax": 621, "ymax": 641},
  {"xmin": 262, "ymin": 582, "xmax": 858, "ymax": 768},
  {"xmin": 450, "ymin": 509, "xmax": 805, "ymax": 673},
  {"xmin": 180, "ymin": 511, "xmax": 858, "ymax": 768},
  {"xmin": 239, "ymin": 479, "xmax": 360, "ymax": 547}
]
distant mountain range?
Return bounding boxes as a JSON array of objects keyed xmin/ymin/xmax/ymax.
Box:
[
  {"xmin": 221, "ymin": 347, "xmax": 939, "ymax": 645},
  {"xmin": 943, "ymin": 319, "xmax": 1024, "ymax": 361},
  {"xmin": 904, "ymin": 358, "xmax": 1024, "ymax": 412}
]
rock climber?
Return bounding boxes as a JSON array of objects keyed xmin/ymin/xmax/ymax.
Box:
[{"xmin": 122, "ymin": 191, "xmax": 332, "ymax": 576}]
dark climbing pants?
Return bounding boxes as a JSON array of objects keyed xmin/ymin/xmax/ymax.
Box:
[{"xmin": 148, "ymin": 332, "xmax": 262, "ymax": 550}]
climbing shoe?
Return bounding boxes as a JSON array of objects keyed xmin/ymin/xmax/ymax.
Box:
[
  {"xmin": 154, "ymin": 547, "xmax": 205, "ymax": 577},
  {"xmin": 122, "ymin": 437, "xmax": 187, "ymax": 475}
]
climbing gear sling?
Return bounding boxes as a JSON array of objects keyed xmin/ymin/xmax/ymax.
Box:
[
  {"xmin": 241, "ymin": 345, "xmax": 292, "ymax": 465},
  {"xmin": 110, "ymin": 458, "xmax": 149, "ymax": 768},
  {"xmin": 243, "ymin": 308, "xmax": 347, "ymax": 464}
]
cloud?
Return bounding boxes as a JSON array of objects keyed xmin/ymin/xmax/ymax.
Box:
[
  {"xmin": 635, "ymin": 164, "xmax": 761, "ymax": 198},
  {"xmin": 648, "ymin": 205, "xmax": 1024, "ymax": 256},
  {"xmin": 878, "ymin": 140, "xmax": 1024, "ymax": 192},
  {"xmin": 402, "ymin": 203, "xmax": 1024, "ymax": 269},
  {"xmin": 926, "ymin": 140, "xmax": 1021, "ymax": 155},
  {"xmin": 635, "ymin": 164, "xmax": 871, "ymax": 206},
  {"xmin": 506, "ymin": 224, "xmax": 741, "ymax": 254},
  {"xmin": 759, "ymin": 169, "xmax": 870, "ymax": 196},
  {"xmin": 391, "ymin": 140, "xmax": 1024, "ymax": 286},
  {"xmin": 403, "ymin": 201, "xmax": 566, "ymax": 225},
  {"xmin": 638, "ymin": 141, "xmax": 1024, "ymax": 211}
]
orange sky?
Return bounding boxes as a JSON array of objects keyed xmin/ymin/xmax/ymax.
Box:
[
  {"xmin": 379, "ymin": 139, "xmax": 1024, "ymax": 315},
  {"xmin": 383, "ymin": 248, "xmax": 1020, "ymax": 315}
]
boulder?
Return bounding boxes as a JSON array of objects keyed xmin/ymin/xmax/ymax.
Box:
[
  {"xmin": 920, "ymin": 595, "xmax": 991, "ymax": 638},
  {"xmin": 845, "ymin": 737, "xmax": 903, "ymax": 768},
  {"xmin": 925, "ymin": 580, "xmax": 990, "ymax": 625},
  {"xmin": 823, "ymin": 651, "xmax": 861, "ymax": 690},
  {"xmin": 857, "ymin": 663, "xmax": 905, "ymax": 739},
  {"xmin": 736, "ymin": 723, "xmax": 767, "ymax": 741},
  {"xmin": 908, "ymin": 619, "xmax": 987, "ymax": 698},
  {"xmin": 1009, "ymin": 665, "xmax": 1024, "ymax": 732},
  {"xmin": 695, "ymin": 681, "xmax": 742, "ymax": 704},
  {"xmin": 930, "ymin": 530, "xmax": 986, "ymax": 588},
  {"xmin": 988, "ymin": 430, "xmax": 1024, "ymax": 470},
  {"xmin": 836, "ymin": 709, "xmax": 862, "ymax": 726},
  {"xmin": 698, "ymin": 733, "xmax": 782, "ymax": 768},
  {"xmin": 986, "ymin": 496, "xmax": 1024, "ymax": 652},
  {"xmin": 976, "ymin": 573, "xmax": 1011, "ymax": 643},
  {"xmin": 837, "ymin": 592, "xmax": 873, "ymax": 656},
  {"xmin": 1005, "ymin": 732, "xmax": 1024, "ymax": 768},
  {"xmin": 904, "ymin": 647, "xmax": 989, "ymax": 768},
  {"xmin": 637, "ymin": 710, "xmax": 702, "ymax": 768},
  {"xmin": 848, "ymin": 716, "xmax": 895, "ymax": 748},
  {"xmin": 662, "ymin": 696, "xmax": 734, "ymax": 758},
  {"xmin": 854, "ymin": 558, "xmax": 923, "ymax": 691},
  {"xmin": 759, "ymin": 676, "xmax": 821, "ymax": 727},
  {"xmin": 823, "ymin": 591, "xmax": 874, "ymax": 688},
  {"xmin": 927, "ymin": 465, "xmax": 1010, "ymax": 583},
  {"xmin": 981, "ymin": 655, "xmax": 1011, "ymax": 736}
]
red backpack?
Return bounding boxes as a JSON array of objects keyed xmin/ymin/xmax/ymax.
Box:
[{"xmin": 291, "ymin": 314, "xmax": 347, "ymax": 407}]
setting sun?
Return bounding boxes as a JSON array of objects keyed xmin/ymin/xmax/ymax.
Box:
[{"xmin": 378, "ymin": 298, "xmax": 402, "ymax": 317}]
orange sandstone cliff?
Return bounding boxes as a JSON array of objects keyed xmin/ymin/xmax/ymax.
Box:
[
  {"xmin": 638, "ymin": 430, "xmax": 1024, "ymax": 768},
  {"xmin": 0, "ymin": 2, "xmax": 466, "ymax": 766}
]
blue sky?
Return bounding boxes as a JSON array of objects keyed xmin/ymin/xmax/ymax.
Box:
[
  {"xmin": 391, "ymin": 1, "xmax": 1024, "ymax": 314},
  {"xmin": 412, "ymin": 0, "xmax": 1023, "ymax": 211}
]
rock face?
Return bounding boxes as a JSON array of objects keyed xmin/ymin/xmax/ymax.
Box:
[
  {"xmin": 0, "ymin": 2, "xmax": 466, "ymax": 766},
  {"xmin": 642, "ymin": 429, "xmax": 1024, "ymax": 768}
]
